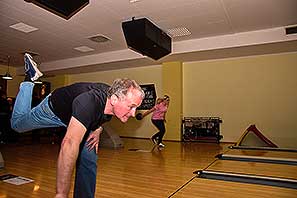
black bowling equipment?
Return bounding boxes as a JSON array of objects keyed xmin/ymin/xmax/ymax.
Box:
[{"xmin": 136, "ymin": 113, "xmax": 143, "ymax": 120}]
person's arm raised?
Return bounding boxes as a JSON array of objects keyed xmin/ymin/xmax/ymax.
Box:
[{"xmin": 55, "ymin": 116, "xmax": 87, "ymax": 198}]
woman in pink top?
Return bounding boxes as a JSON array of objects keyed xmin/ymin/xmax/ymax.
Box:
[{"xmin": 142, "ymin": 95, "xmax": 170, "ymax": 147}]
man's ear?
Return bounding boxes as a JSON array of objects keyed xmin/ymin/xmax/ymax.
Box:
[{"xmin": 110, "ymin": 94, "xmax": 118, "ymax": 105}]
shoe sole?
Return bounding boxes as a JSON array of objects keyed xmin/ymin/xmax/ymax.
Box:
[{"xmin": 24, "ymin": 53, "xmax": 43, "ymax": 81}]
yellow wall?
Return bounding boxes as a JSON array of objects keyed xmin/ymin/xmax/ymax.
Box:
[
  {"xmin": 4, "ymin": 52, "xmax": 297, "ymax": 147},
  {"xmin": 42, "ymin": 75, "xmax": 69, "ymax": 91},
  {"xmin": 162, "ymin": 62, "xmax": 183, "ymax": 141},
  {"xmin": 183, "ymin": 52, "xmax": 297, "ymax": 147},
  {"xmin": 67, "ymin": 63, "xmax": 183, "ymax": 141}
]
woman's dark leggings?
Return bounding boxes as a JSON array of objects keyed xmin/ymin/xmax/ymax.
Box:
[{"xmin": 151, "ymin": 119, "xmax": 166, "ymax": 144}]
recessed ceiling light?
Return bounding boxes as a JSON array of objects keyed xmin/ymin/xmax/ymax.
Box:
[
  {"xmin": 9, "ymin": 22, "xmax": 38, "ymax": 33},
  {"xmin": 74, "ymin": 46, "xmax": 95, "ymax": 52},
  {"xmin": 167, "ymin": 27, "xmax": 191, "ymax": 38},
  {"xmin": 129, "ymin": 0, "xmax": 140, "ymax": 3}
]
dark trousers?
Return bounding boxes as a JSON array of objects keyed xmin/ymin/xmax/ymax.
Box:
[
  {"xmin": 74, "ymin": 134, "xmax": 98, "ymax": 198},
  {"xmin": 151, "ymin": 119, "xmax": 166, "ymax": 144},
  {"xmin": 0, "ymin": 114, "xmax": 10, "ymax": 143}
]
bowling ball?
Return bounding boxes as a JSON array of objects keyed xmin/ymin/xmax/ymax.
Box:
[{"xmin": 136, "ymin": 113, "xmax": 143, "ymax": 120}]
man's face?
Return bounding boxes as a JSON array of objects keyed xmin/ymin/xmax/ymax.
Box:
[{"xmin": 112, "ymin": 88, "xmax": 143, "ymax": 123}]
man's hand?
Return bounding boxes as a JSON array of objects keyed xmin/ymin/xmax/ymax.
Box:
[{"xmin": 86, "ymin": 126, "xmax": 103, "ymax": 153}]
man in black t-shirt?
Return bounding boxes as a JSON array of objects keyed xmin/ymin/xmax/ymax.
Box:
[{"xmin": 11, "ymin": 53, "xmax": 145, "ymax": 198}]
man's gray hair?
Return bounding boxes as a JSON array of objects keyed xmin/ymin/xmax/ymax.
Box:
[{"xmin": 107, "ymin": 78, "xmax": 145, "ymax": 99}]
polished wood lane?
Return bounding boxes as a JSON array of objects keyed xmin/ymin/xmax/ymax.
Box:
[
  {"xmin": 225, "ymin": 149, "xmax": 297, "ymax": 159},
  {"xmin": 207, "ymin": 160, "xmax": 297, "ymax": 180},
  {"xmin": 0, "ymin": 138, "xmax": 229, "ymax": 197},
  {"xmin": 172, "ymin": 178, "xmax": 297, "ymax": 198}
]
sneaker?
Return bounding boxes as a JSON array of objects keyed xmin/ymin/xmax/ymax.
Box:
[
  {"xmin": 150, "ymin": 137, "xmax": 157, "ymax": 144},
  {"xmin": 158, "ymin": 142, "xmax": 165, "ymax": 148},
  {"xmin": 24, "ymin": 53, "xmax": 43, "ymax": 81}
]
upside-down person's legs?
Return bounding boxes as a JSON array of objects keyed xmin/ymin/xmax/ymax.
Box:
[{"xmin": 74, "ymin": 132, "xmax": 98, "ymax": 198}]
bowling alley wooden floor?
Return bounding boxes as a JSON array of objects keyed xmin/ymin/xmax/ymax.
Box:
[
  {"xmin": 0, "ymin": 138, "xmax": 229, "ymax": 197},
  {"xmin": 2, "ymin": 139, "xmax": 296, "ymax": 198}
]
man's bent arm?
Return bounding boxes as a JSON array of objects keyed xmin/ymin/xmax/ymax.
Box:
[{"xmin": 55, "ymin": 117, "xmax": 86, "ymax": 198}]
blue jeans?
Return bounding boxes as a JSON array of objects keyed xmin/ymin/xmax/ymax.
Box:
[
  {"xmin": 11, "ymin": 82, "xmax": 98, "ymax": 198},
  {"xmin": 11, "ymin": 82, "xmax": 65, "ymax": 132},
  {"xmin": 74, "ymin": 136, "xmax": 98, "ymax": 198}
]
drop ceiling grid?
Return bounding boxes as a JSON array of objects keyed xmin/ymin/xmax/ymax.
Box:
[
  {"xmin": 75, "ymin": 20, "xmax": 121, "ymax": 43},
  {"xmin": 158, "ymin": 13, "xmax": 231, "ymax": 41},
  {"xmin": 74, "ymin": 2, "xmax": 121, "ymax": 24},
  {"xmin": 65, "ymin": 4, "xmax": 127, "ymax": 47},
  {"xmin": 222, "ymin": 0, "xmax": 297, "ymax": 32},
  {"xmin": 2, "ymin": 18, "xmax": 105, "ymax": 62},
  {"xmin": 0, "ymin": 12, "xmax": 20, "ymax": 29},
  {"xmin": 138, "ymin": 0, "xmax": 228, "ymax": 35},
  {"xmin": 132, "ymin": 0, "xmax": 201, "ymax": 14},
  {"xmin": 3, "ymin": 0, "xmax": 107, "ymax": 46},
  {"xmin": 1, "ymin": 0, "xmax": 296, "ymax": 69},
  {"xmin": 0, "ymin": 28, "xmax": 45, "ymax": 56},
  {"xmin": 133, "ymin": 2, "xmax": 197, "ymax": 22},
  {"xmin": 0, "ymin": 1, "xmax": 81, "ymax": 48},
  {"xmin": 95, "ymin": 0, "xmax": 142, "ymax": 22}
]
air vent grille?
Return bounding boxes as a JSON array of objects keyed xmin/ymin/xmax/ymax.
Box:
[
  {"xmin": 167, "ymin": 27, "xmax": 191, "ymax": 38},
  {"xmin": 88, "ymin": 35, "xmax": 111, "ymax": 43}
]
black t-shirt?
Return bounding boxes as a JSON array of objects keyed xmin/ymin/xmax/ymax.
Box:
[
  {"xmin": 50, "ymin": 82, "xmax": 112, "ymax": 131},
  {"xmin": 0, "ymin": 98, "xmax": 10, "ymax": 114}
]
